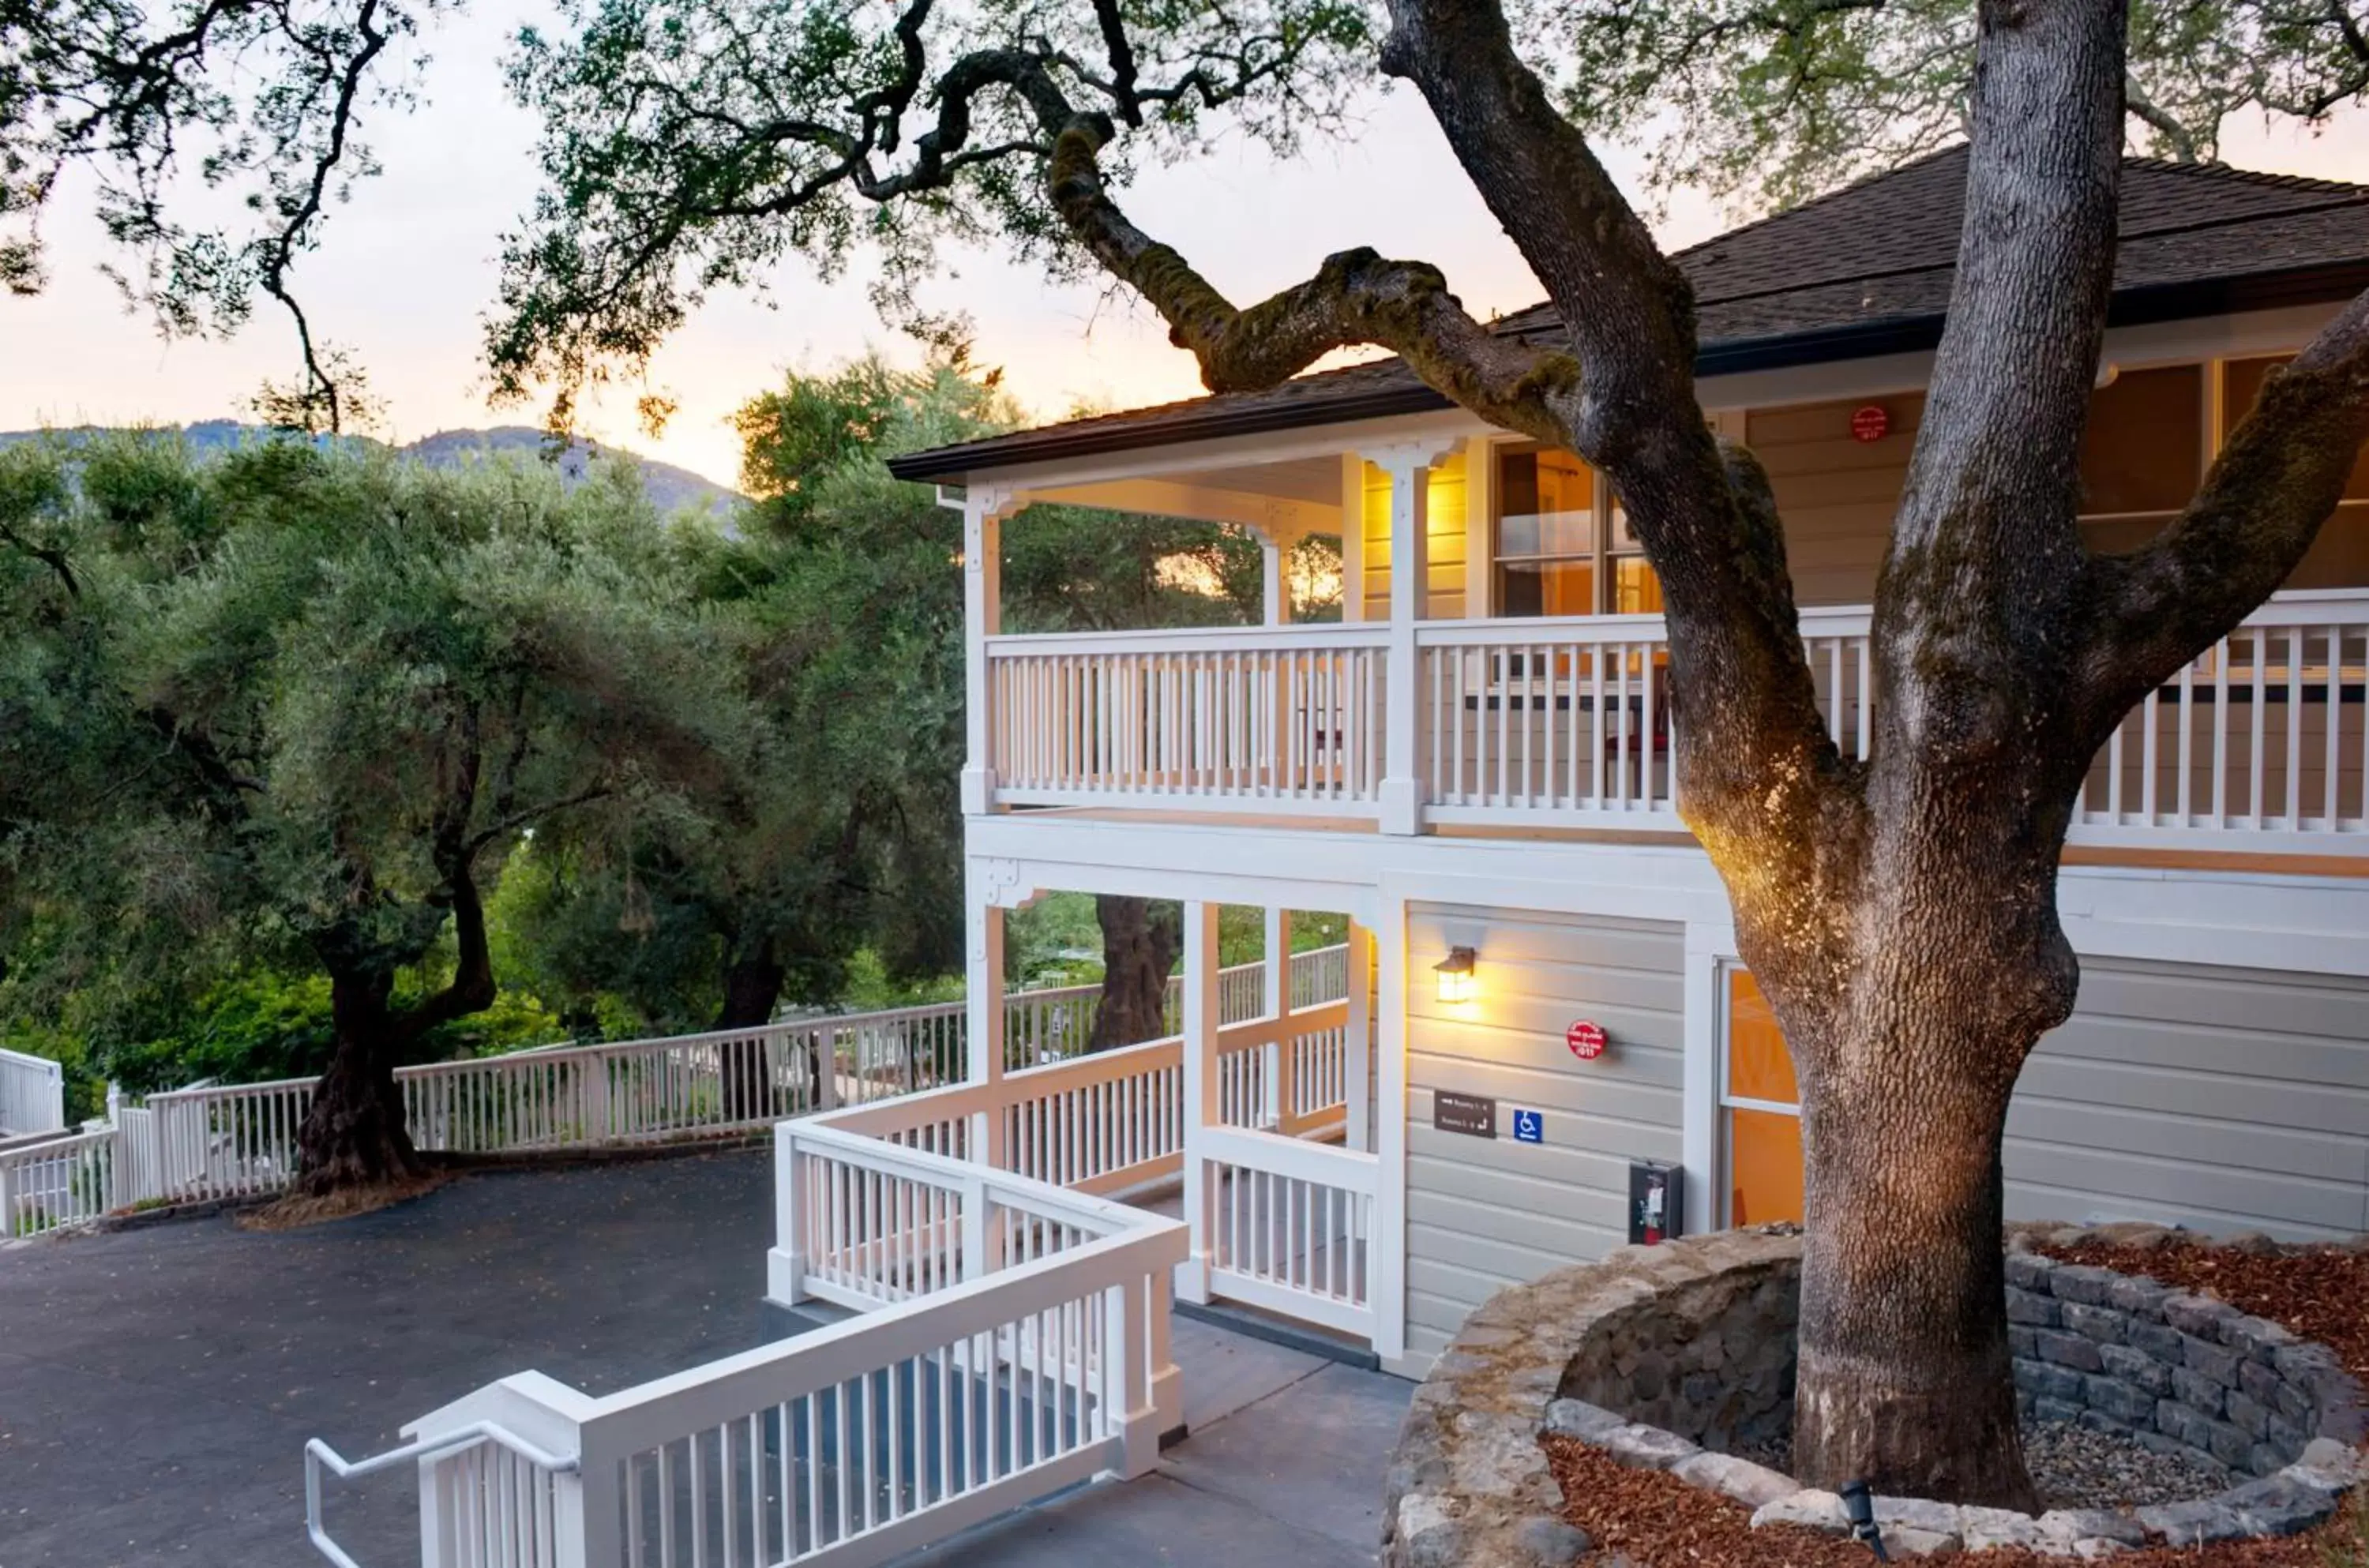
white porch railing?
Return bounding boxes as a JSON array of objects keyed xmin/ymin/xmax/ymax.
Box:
[
  {"xmin": 983, "ymin": 591, "xmax": 2369, "ymax": 854},
  {"xmin": 986, "ymin": 624, "xmax": 1390, "ymax": 813},
  {"xmin": 7, "ymin": 951, "xmax": 1349, "ymax": 1240},
  {"xmin": 342, "ymin": 1131, "xmax": 1185, "ymax": 1568},
  {"xmin": 0, "ymin": 1046, "xmax": 65, "ymax": 1138},
  {"xmin": 2074, "ymin": 593, "xmax": 2369, "ymax": 847},
  {"xmin": 1194, "ymin": 1124, "xmax": 1379, "ymax": 1341}
]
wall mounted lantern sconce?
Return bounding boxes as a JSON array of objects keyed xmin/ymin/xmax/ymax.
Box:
[{"xmin": 1435, "ymin": 946, "xmax": 1477, "ymax": 1004}]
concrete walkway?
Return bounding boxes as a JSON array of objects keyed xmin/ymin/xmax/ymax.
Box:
[{"xmin": 0, "ymin": 1150, "xmax": 1410, "ymax": 1568}]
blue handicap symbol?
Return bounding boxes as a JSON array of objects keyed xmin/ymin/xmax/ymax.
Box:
[{"xmin": 1512, "ymin": 1108, "xmax": 1544, "ymax": 1144}]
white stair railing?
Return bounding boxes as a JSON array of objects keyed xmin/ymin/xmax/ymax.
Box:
[{"xmin": 381, "ymin": 1129, "xmax": 1183, "ymax": 1568}]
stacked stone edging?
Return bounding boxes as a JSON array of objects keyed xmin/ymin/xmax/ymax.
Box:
[
  {"xmin": 1383, "ymin": 1228, "xmax": 1805, "ymax": 1568},
  {"xmin": 2004, "ymin": 1248, "xmax": 2362, "ymax": 1480},
  {"xmin": 1384, "ymin": 1226, "xmax": 2367, "ymax": 1566}
]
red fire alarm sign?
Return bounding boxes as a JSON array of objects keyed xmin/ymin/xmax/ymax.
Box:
[
  {"xmin": 1567, "ymin": 1020, "xmax": 1609, "ymax": 1061},
  {"xmin": 1850, "ymin": 404, "xmax": 1890, "ymax": 443}
]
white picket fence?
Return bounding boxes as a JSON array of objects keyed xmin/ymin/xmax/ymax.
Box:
[
  {"xmin": 1, "ymin": 948, "xmax": 1349, "ymax": 1242},
  {"xmin": 0, "ymin": 1046, "xmax": 66, "ymax": 1138}
]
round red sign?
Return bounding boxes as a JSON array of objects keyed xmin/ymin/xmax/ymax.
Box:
[
  {"xmin": 1566, "ymin": 1020, "xmax": 1609, "ymax": 1061},
  {"xmin": 1850, "ymin": 404, "xmax": 1890, "ymax": 444}
]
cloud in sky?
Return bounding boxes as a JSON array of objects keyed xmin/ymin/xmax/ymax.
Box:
[{"xmin": 2, "ymin": 2, "xmax": 2362, "ymax": 490}]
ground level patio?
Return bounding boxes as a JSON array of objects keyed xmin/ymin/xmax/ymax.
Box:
[{"xmin": 0, "ymin": 1150, "xmax": 1409, "ymax": 1568}]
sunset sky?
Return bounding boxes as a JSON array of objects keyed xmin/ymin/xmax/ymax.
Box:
[{"xmin": 4, "ymin": 5, "xmax": 2363, "ymax": 491}]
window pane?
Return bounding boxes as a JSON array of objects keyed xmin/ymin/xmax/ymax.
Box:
[
  {"xmin": 1496, "ymin": 560, "xmax": 1594, "ymax": 617},
  {"xmin": 1612, "ymin": 558, "xmax": 1663, "ymax": 614},
  {"xmin": 1727, "ymin": 1108, "xmax": 1805, "ymax": 1227},
  {"xmin": 1496, "ymin": 445, "xmax": 1594, "ymax": 558},
  {"xmin": 2079, "ymin": 365, "xmax": 2202, "ymax": 516},
  {"xmin": 1725, "ymin": 967, "xmax": 1798, "ymax": 1105}
]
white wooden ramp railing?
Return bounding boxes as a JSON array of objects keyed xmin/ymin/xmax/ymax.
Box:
[{"xmin": 314, "ymin": 1130, "xmax": 1185, "ymax": 1568}]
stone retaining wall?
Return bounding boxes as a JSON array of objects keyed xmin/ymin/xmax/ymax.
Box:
[
  {"xmin": 1556, "ymin": 1250, "xmax": 1800, "ymax": 1451},
  {"xmin": 1384, "ymin": 1227, "xmax": 2368, "ymax": 1567},
  {"xmin": 2005, "ymin": 1250, "xmax": 2360, "ymax": 1480}
]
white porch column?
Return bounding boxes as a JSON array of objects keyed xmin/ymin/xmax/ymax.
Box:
[
  {"xmin": 1263, "ymin": 908, "xmax": 1293, "ymax": 1128},
  {"xmin": 1177, "ymin": 898, "xmax": 1222, "ymax": 1304},
  {"xmin": 964, "ymin": 860, "xmax": 1011, "ymax": 1168},
  {"xmin": 961, "ymin": 487, "xmax": 1024, "ymax": 817},
  {"xmin": 1367, "ymin": 441, "xmax": 1458, "ymax": 835},
  {"xmin": 1345, "ymin": 917, "xmax": 1373, "ymax": 1153},
  {"xmin": 1371, "ymin": 895, "xmax": 1410, "ymax": 1365}
]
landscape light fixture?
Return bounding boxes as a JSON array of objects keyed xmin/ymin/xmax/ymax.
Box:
[
  {"xmin": 1838, "ymin": 1480, "xmax": 1889, "ymax": 1562},
  {"xmin": 1434, "ymin": 946, "xmax": 1477, "ymax": 1004}
]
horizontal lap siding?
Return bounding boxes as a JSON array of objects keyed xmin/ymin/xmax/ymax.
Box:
[
  {"xmin": 1403, "ymin": 906, "xmax": 1685, "ymax": 1371},
  {"xmin": 1748, "ymin": 396, "xmax": 1924, "ymax": 609},
  {"xmin": 2005, "ymin": 958, "xmax": 2369, "ymax": 1241}
]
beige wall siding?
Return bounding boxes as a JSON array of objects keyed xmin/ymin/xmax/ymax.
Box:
[
  {"xmin": 1745, "ymin": 394, "xmax": 1926, "ymax": 608},
  {"xmin": 1361, "ymin": 453, "xmax": 1469, "ymax": 621},
  {"xmin": 2006, "ymin": 958, "xmax": 2369, "ymax": 1241},
  {"xmin": 1402, "ymin": 906, "xmax": 1685, "ymax": 1370}
]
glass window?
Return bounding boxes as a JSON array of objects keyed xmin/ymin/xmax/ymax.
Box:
[
  {"xmin": 1492, "ymin": 444, "xmax": 1666, "ymax": 616},
  {"xmin": 2078, "ymin": 364, "xmax": 2203, "ymax": 516},
  {"xmin": 1721, "ymin": 966, "xmax": 1804, "ymax": 1228}
]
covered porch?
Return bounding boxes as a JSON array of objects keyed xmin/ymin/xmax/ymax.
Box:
[{"xmin": 957, "ymin": 426, "xmax": 2369, "ymax": 861}]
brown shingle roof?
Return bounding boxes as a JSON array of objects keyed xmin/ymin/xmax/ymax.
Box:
[{"xmin": 890, "ymin": 148, "xmax": 2369, "ymax": 481}]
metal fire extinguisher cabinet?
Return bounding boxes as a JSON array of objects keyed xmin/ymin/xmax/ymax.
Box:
[{"xmin": 1628, "ymin": 1161, "xmax": 1684, "ymax": 1245}]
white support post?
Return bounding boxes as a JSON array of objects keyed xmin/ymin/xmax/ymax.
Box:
[
  {"xmin": 768, "ymin": 1127, "xmax": 806, "ymax": 1305},
  {"xmin": 966, "ymin": 865, "xmax": 1009, "ymax": 1170},
  {"xmin": 1372, "ymin": 896, "xmax": 1410, "ymax": 1364},
  {"xmin": 1263, "ymin": 909, "xmax": 1291, "ymax": 1129},
  {"xmin": 1263, "ymin": 534, "xmax": 1287, "ymax": 627},
  {"xmin": 1177, "ymin": 899, "xmax": 1222, "ymax": 1304},
  {"xmin": 1345, "ymin": 918, "xmax": 1373, "ymax": 1153},
  {"xmin": 1340, "ymin": 453, "xmax": 1368, "ymax": 623},
  {"xmin": 1368, "ymin": 441, "xmax": 1457, "ymax": 835},
  {"xmin": 961, "ymin": 489, "xmax": 1020, "ymax": 817}
]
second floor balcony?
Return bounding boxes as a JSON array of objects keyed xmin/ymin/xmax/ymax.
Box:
[{"xmin": 977, "ymin": 589, "xmax": 2369, "ymax": 857}]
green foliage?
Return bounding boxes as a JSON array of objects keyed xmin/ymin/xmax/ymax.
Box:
[
  {"xmin": 0, "ymin": 432, "xmax": 734, "ymax": 1090},
  {"xmin": 1528, "ymin": 0, "xmax": 2369, "ymax": 220},
  {"xmin": 501, "ymin": 354, "xmax": 978, "ymax": 1033},
  {"xmin": 488, "ymin": 0, "xmax": 1373, "ymax": 420}
]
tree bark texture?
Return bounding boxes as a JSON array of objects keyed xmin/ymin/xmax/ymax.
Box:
[
  {"xmin": 296, "ymin": 964, "xmax": 428, "ymax": 1195},
  {"xmin": 1089, "ymin": 895, "xmax": 1181, "ymax": 1052},
  {"xmin": 296, "ymin": 853, "xmax": 497, "ymax": 1191}
]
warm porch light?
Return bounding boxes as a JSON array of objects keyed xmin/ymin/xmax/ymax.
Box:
[{"xmin": 1435, "ymin": 946, "xmax": 1477, "ymax": 1003}]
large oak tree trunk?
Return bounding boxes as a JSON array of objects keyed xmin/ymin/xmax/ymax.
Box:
[
  {"xmin": 1750, "ymin": 801, "xmax": 2082, "ymax": 1507},
  {"xmin": 1088, "ymin": 895, "xmax": 1181, "ymax": 1052},
  {"xmin": 295, "ymin": 966, "xmax": 426, "ymax": 1195}
]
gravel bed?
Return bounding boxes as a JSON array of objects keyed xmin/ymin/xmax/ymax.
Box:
[
  {"xmin": 1728, "ymin": 1417, "xmax": 2228, "ymax": 1510},
  {"xmin": 2022, "ymin": 1418, "xmax": 2230, "ymax": 1510}
]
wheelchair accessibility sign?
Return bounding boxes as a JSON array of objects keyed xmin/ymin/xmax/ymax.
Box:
[{"xmin": 1511, "ymin": 1108, "xmax": 1545, "ymax": 1145}]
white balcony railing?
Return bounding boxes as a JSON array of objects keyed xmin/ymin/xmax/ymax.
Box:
[
  {"xmin": 982, "ymin": 591, "xmax": 2369, "ymax": 853},
  {"xmin": 986, "ymin": 624, "xmax": 1390, "ymax": 813}
]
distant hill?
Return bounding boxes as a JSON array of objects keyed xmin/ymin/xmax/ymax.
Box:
[{"xmin": 0, "ymin": 420, "xmax": 743, "ymax": 519}]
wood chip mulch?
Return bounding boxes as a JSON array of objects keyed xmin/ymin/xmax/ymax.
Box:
[{"xmin": 1543, "ymin": 1236, "xmax": 2368, "ymax": 1567}]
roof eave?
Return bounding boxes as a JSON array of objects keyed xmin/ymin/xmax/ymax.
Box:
[{"xmin": 888, "ymin": 257, "xmax": 2369, "ymax": 483}]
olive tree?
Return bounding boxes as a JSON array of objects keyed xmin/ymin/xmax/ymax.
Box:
[{"xmin": 1, "ymin": 438, "xmax": 734, "ymax": 1194}]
